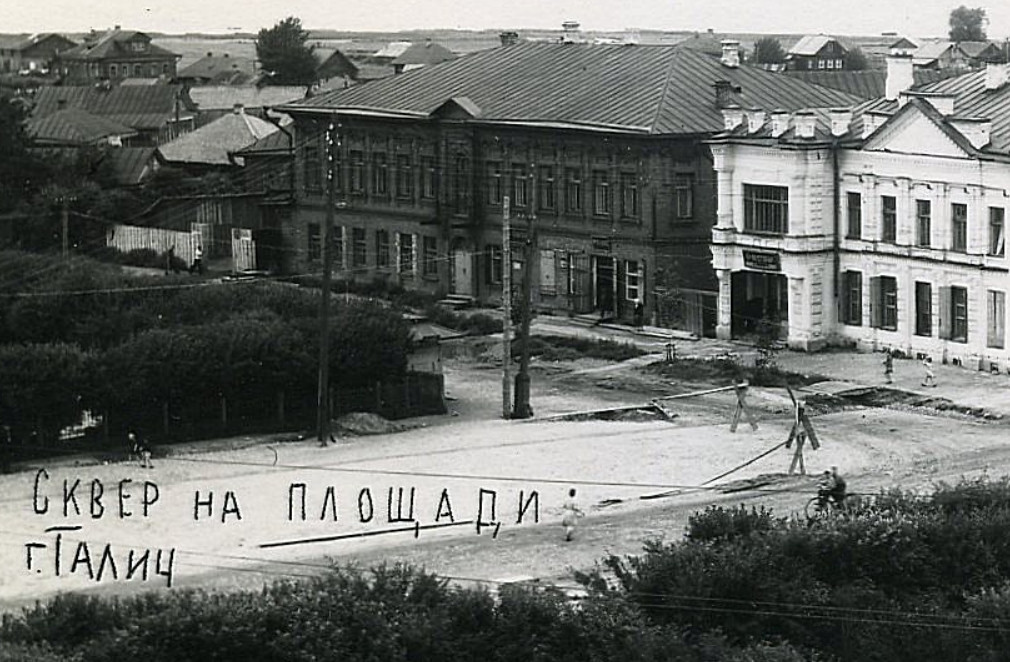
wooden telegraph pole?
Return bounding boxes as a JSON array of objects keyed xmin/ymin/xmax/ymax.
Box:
[
  {"xmin": 501, "ymin": 195, "xmax": 513, "ymax": 419},
  {"xmin": 317, "ymin": 118, "xmax": 338, "ymax": 446},
  {"xmin": 513, "ymin": 164, "xmax": 536, "ymax": 418}
]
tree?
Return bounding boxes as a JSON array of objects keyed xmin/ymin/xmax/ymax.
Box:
[
  {"xmin": 0, "ymin": 95, "xmax": 47, "ymax": 213},
  {"xmin": 255, "ymin": 16, "xmax": 318, "ymax": 86},
  {"xmin": 949, "ymin": 5, "xmax": 987, "ymax": 41},
  {"xmin": 751, "ymin": 37, "xmax": 786, "ymax": 65},
  {"xmin": 846, "ymin": 46, "xmax": 869, "ymax": 70}
]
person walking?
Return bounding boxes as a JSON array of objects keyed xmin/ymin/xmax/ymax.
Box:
[
  {"xmin": 190, "ymin": 244, "xmax": 203, "ymax": 275},
  {"xmin": 127, "ymin": 431, "xmax": 140, "ymax": 463},
  {"xmin": 561, "ymin": 488, "xmax": 584, "ymax": 542},
  {"xmin": 922, "ymin": 355, "xmax": 937, "ymax": 388},
  {"xmin": 137, "ymin": 435, "xmax": 154, "ymax": 469},
  {"xmin": 882, "ymin": 349, "xmax": 894, "ymax": 384}
]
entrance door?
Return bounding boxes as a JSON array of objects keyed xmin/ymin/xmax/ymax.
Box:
[
  {"xmin": 731, "ymin": 271, "xmax": 788, "ymax": 339},
  {"xmin": 453, "ymin": 248, "xmax": 472, "ymax": 296},
  {"xmin": 569, "ymin": 253, "xmax": 593, "ymax": 313},
  {"xmin": 593, "ymin": 255, "xmax": 616, "ymax": 319},
  {"xmin": 231, "ymin": 228, "xmax": 256, "ymax": 272}
]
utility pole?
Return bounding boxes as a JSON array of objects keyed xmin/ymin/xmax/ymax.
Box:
[
  {"xmin": 501, "ymin": 195, "xmax": 513, "ymax": 419},
  {"xmin": 317, "ymin": 118, "xmax": 338, "ymax": 446},
  {"xmin": 513, "ymin": 165, "xmax": 536, "ymax": 419},
  {"xmin": 61, "ymin": 197, "xmax": 69, "ymax": 260}
]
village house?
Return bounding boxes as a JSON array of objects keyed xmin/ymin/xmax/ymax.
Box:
[
  {"xmin": 187, "ymin": 85, "xmax": 306, "ymax": 125},
  {"xmin": 912, "ymin": 40, "xmax": 971, "ymax": 71},
  {"xmin": 175, "ymin": 52, "xmax": 256, "ymax": 86},
  {"xmin": 786, "ymin": 35, "xmax": 848, "ymax": 71},
  {"xmin": 276, "ymin": 38, "xmax": 856, "ymax": 335},
  {"xmin": 708, "ymin": 54, "xmax": 1010, "ymax": 371},
  {"xmin": 391, "ymin": 40, "xmax": 456, "ymax": 74},
  {"xmin": 30, "ymin": 83, "xmax": 197, "ymax": 145},
  {"xmin": 56, "ymin": 27, "xmax": 180, "ymax": 82},
  {"xmin": 0, "ymin": 33, "xmax": 76, "ymax": 75}
]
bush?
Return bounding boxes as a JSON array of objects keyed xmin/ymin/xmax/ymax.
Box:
[
  {"xmin": 515, "ymin": 335, "xmax": 646, "ymax": 362},
  {"xmin": 686, "ymin": 505, "xmax": 780, "ymax": 543},
  {"xmin": 0, "ymin": 342, "xmax": 91, "ymax": 444}
]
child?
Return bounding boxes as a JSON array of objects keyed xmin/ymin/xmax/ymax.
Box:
[
  {"xmin": 561, "ymin": 488, "xmax": 584, "ymax": 542},
  {"xmin": 137, "ymin": 436, "xmax": 154, "ymax": 469},
  {"xmin": 922, "ymin": 356, "xmax": 937, "ymax": 388}
]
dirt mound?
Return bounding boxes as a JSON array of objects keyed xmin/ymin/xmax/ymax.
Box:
[
  {"xmin": 332, "ymin": 412, "xmax": 409, "ymax": 436},
  {"xmin": 839, "ymin": 388, "xmax": 1005, "ymax": 421}
]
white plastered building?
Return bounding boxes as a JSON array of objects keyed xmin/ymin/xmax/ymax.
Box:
[{"xmin": 710, "ymin": 55, "xmax": 1010, "ymax": 371}]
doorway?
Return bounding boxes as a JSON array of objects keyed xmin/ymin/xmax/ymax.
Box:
[
  {"xmin": 731, "ymin": 271, "xmax": 788, "ymax": 339},
  {"xmin": 593, "ymin": 255, "xmax": 617, "ymax": 319},
  {"xmin": 452, "ymin": 247, "xmax": 472, "ymax": 296}
]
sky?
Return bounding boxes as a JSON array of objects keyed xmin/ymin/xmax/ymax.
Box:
[{"xmin": 5, "ymin": 0, "xmax": 1010, "ymax": 38}]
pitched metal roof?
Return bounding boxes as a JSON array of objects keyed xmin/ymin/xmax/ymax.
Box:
[
  {"xmin": 177, "ymin": 54, "xmax": 255, "ymax": 84},
  {"xmin": 282, "ymin": 41, "xmax": 859, "ymax": 136},
  {"xmin": 188, "ymin": 85, "xmax": 307, "ymax": 111},
  {"xmin": 26, "ymin": 107, "xmax": 137, "ymax": 145},
  {"xmin": 59, "ymin": 29, "xmax": 178, "ymax": 61},
  {"xmin": 32, "ymin": 84, "xmax": 192, "ymax": 128},
  {"xmin": 391, "ymin": 41, "xmax": 456, "ymax": 67},
  {"xmin": 785, "ymin": 69, "xmax": 961, "ymax": 100},
  {"xmin": 102, "ymin": 146, "xmax": 158, "ymax": 185},
  {"xmin": 374, "ymin": 41, "xmax": 411, "ymax": 59},
  {"xmin": 159, "ymin": 109, "xmax": 279, "ymax": 165},
  {"xmin": 233, "ymin": 127, "xmax": 293, "ymax": 156},
  {"xmin": 788, "ymin": 35, "xmax": 841, "ymax": 57},
  {"xmin": 0, "ymin": 33, "xmax": 75, "ymax": 52},
  {"xmin": 912, "ymin": 41, "xmax": 959, "ymax": 65}
]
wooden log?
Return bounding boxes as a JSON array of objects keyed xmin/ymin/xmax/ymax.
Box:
[{"xmin": 655, "ymin": 381, "xmax": 749, "ymax": 401}]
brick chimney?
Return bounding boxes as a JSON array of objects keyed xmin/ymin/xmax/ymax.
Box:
[
  {"xmin": 233, "ymin": 103, "xmax": 244, "ymax": 114},
  {"xmin": 885, "ymin": 54, "xmax": 914, "ymax": 101},
  {"xmin": 499, "ymin": 31, "xmax": 519, "ymax": 47},
  {"xmin": 561, "ymin": 20, "xmax": 582, "ymax": 44},
  {"xmin": 713, "ymin": 79, "xmax": 740, "ymax": 108},
  {"xmin": 949, "ymin": 117, "xmax": 992, "ymax": 148},
  {"xmin": 721, "ymin": 40, "xmax": 740, "ymax": 68}
]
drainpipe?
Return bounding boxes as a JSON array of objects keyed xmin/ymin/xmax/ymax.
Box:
[{"xmin": 831, "ymin": 140, "xmax": 840, "ymax": 302}]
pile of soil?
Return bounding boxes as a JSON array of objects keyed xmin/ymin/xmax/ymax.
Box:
[
  {"xmin": 332, "ymin": 412, "xmax": 409, "ymax": 436},
  {"xmin": 838, "ymin": 388, "xmax": 1005, "ymax": 422}
]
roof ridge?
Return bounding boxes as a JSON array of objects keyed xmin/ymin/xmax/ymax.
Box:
[{"xmin": 650, "ymin": 49, "xmax": 682, "ymax": 134}]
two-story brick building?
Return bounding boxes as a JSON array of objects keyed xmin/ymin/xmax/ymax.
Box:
[
  {"xmin": 56, "ymin": 28, "xmax": 180, "ymax": 83},
  {"xmin": 710, "ymin": 55, "xmax": 1010, "ymax": 370},
  {"xmin": 277, "ymin": 39, "xmax": 856, "ymax": 333}
]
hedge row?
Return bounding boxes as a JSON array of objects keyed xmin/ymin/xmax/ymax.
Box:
[
  {"xmin": 589, "ymin": 478, "xmax": 1010, "ymax": 661},
  {"xmin": 0, "ymin": 565, "xmax": 808, "ymax": 662}
]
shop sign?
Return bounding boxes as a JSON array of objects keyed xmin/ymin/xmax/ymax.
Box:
[{"xmin": 743, "ymin": 250, "xmax": 781, "ymax": 271}]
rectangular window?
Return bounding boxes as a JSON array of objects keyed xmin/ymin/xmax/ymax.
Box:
[
  {"xmin": 398, "ymin": 233, "xmax": 414, "ymax": 274},
  {"xmin": 303, "ymin": 145, "xmax": 322, "ymax": 194},
  {"xmin": 625, "ymin": 260, "xmax": 642, "ymax": 301},
  {"xmin": 951, "ymin": 202, "xmax": 967, "ymax": 252},
  {"xmin": 881, "ymin": 195, "xmax": 897, "ymax": 242},
  {"xmin": 871, "ymin": 276, "xmax": 898, "ymax": 330},
  {"xmin": 307, "ymin": 223, "xmax": 320, "ymax": 261},
  {"xmin": 842, "ymin": 270, "xmax": 862, "ymax": 325},
  {"xmin": 540, "ymin": 249, "xmax": 557, "ymax": 295},
  {"xmin": 420, "ymin": 156, "xmax": 435, "ymax": 199},
  {"xmin": 453, "ymin": 156, "xmax": 468, "ymax": 213},
  {"xmin": 990, "ymin": 207, "xmax": 1005, "ymax": 256},
  {"xmin": 620, "ymin": 172, "xmax": 639, "ymax": 219},
  {"xmin": 989, "ymin": 290, "xmax": 1006, "ymax": 349},
  {"xmin": 538, "ymin": 165, "xmax": 555, "ymax": 211},
  {"xmin": 916, "ymin": 199, "xmax": 931, "ymax": 247},
  {"xmin": 915, "ymin": 281, "xmax": 932, "ymax": 336},
  {"xmin": 743, "ymin": 184, "xmax": 789, "ymax": 234},
  {"xmin": 487, "ymin": 244, "xmax": 503, "ymax": 285},
  {"xmin": 565, "ymin": 168, "xmax": 582, "ymax": 213},
  {"xmin": 592, "ymin": 170, "xmax": 610, "ymax": 216},
  {"xmin": 512, "ymin": 164, "xmax": 528, "ymax": 207},
  {"xmin": 951, "ymin": 286, "xmax": 968, "ymax": 343},
  {"xmin": 674, "ymin": 174, "xmax": 694, "ymax": 219},
  {"xmin": 332, "ymin": 225, "xmax": 344, "ymax": 270},
  {"xmin": 352, "ymin": 227, "xmax": 366, "ymax": 267},
  {"xmin": 422, "ymin": 236, "xmax": 437, "ymax": 276},
  {"xmin": 350, "ymin": 150, "xmax": 365, "ymax": 193},
  {"xmin": 395, "ymin": 155, "xmax": 413, "ymax": 198},
  {"xmin": 486, "ymin": 161, "xmax": 502, "ymax": 205},
  {"xmin": 376, "ymin": 230, "xmax": 390, "ymax": 268},
  {"xmin": 372, "ymin": 153, "xmax": 388, "ymax": 196},
  {"xmin": 846, "ymin": 191, "xmax": 862, "ymax": 239}
]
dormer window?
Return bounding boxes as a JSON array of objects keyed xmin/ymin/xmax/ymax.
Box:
[{"xmin": 131, "ymin": 41, "xmax": 147, "ymax": 52}]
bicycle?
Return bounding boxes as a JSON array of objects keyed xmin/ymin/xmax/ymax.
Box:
[{"xmin": 804, "ymin": 492, "xmax": 845, "ymax": 522}]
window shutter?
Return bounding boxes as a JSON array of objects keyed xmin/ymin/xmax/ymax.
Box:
[
  {"xmin": 853, "ymin": 272, "xmax": 863, "ymax": 326},
  {"xmin": 841, "ymin": 273, "xmax": 851, "ymax": 323},
  {"xmin": 556, "ymin": 253, "xmax": 569, "ymax": 296},
  {"xmin": 869, "ymin": 277, "xmax": 881, "ymax": 328},
  {"xmin": 938, "ymin": 286, "xmax": 952, "ymax": 340}
]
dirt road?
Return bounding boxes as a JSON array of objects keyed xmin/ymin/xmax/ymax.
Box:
[{"xmin": 2, "ymin": 352, "xmax": 1008, "ymax": 610}]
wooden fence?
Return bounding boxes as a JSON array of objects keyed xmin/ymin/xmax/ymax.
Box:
[{"xmin": 106, "ymin": 224, "xmax": 195, "ymax": 265}]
